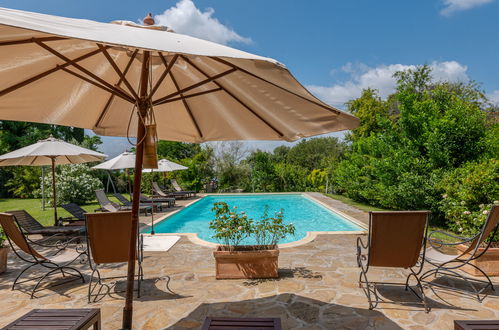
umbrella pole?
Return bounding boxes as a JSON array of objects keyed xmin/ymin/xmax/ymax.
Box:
[
  {"xmin": 123, "ymin": 50, "xmax": 150, "ymax": 330},
  {"xmin": 51, "ymin": 157, "xmax": 58, "ymax": 226}
]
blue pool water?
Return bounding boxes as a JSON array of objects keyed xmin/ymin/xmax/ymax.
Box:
[{"xmin": 142, "ymin": 194, "xmax": 363, "ymax": 244}]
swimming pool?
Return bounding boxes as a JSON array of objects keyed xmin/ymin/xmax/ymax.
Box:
[{"xmin": 142, "ymin": 194, "xmax": 364, "ymax": 244}]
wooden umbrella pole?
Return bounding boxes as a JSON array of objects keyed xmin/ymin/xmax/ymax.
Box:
[
  {"xmin": 122, "ymin": 50, "xmax": 150, "ymax": 329},
  {"xmin": 51, "ymin": 157, "xmax": 58, "ymax": 226}
]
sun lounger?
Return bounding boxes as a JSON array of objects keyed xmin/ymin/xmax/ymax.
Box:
[
  {"xmin": 171, "ymin": 179, "xmax": 196, "ymax": 197},
  {"xmin": 60, "ymin": 203, "xmax": 87, "ymax": 226},
  {"xmin": 0, "ymin": 213, "xmax": 85, "ymax": 298},
  {"xmin": 153, "ymin": 181, "xmax": 189, "ymax": 200},
  {"xmin": 357, "ymin": 211, "xmax": 430, "ymax": 312},
  {"xmin": 95, "ymin": 189, "xmax": 151, "ymax": 215},
  {"xmin": 6, "ymin": 210, "xmax": 84, "ymax": 237},
  {"xmin": 2, "ymin": 308, "xmax": 101, "ymax": 330},
  {"xmin": 140, "ymin": 194, "xmax": 175, "ymax": 209}
]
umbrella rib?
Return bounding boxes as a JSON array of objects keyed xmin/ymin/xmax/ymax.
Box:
[
  {"xmin": 162, "ymin": 57, "xmax": 204, "ymax": 139},
  {"xmin": 0, "ymin": 36, "xmax": 67, "ymax": 47},
  {"xmin": 95, "ymin": 49, "xmax": 139, "ymax": 129},
  {"xmin": 59, "ymin": 66, "xmax": 133, "ymax": 102},
  {"xmin": 34, "ymin": 41, "xmax": 135, "ymax": 103},
  {"xmin": 210, "ymin": 57, "xmax": 342, "ymax": 115},
  {"xmin": 150, "ymin": 53, "xmax": 179, "ymax": 99},
  {"xmin": 152, "ymin": 68, "xmax": 237, "ymax": 106},
  {"xmin": 0, "ymin": 47, "xmax": 106, "ymax": 98},
  {"xmin": 181, "ymin": 56, "xmax": 284, "ymax": 138},
  {"xmin": 157, "ymin": 87, "xmax": 222, "ymax": 104},
  {"xmin": 97, "ymin": 44, "xmax": 139, "ymax": 101}
]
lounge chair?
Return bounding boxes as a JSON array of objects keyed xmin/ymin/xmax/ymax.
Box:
[
  {"xmin": 140, "ymin": 193, "xmax": 175, "ymax": 209},
  {"xmin": 113, "ymin": 192, "xmax": 156, "ymax": 212},
  {"xmin": 153, "ymin": 181, "xmax": 189, "ymax": 200},
  {"xmin": 0, "ymin": 212, "xmax": 85, "ymax": 298},
  {"xmin": 7, "ymin": 210, "xmax": 84, "ymax": 237},
  {"xmin": 85, "ymin": 211, "xmax": 143, "ymax": 302},
  {"xmin": 421, "ymin": 204, "xmax": 499, "ymax": 302},
  {"xmin": 357, "ymin": 211, "xmax": 430, "ymax": 312},
  {"xmin": 59, "ymin": 203, "xmax": 87, "ymax": 226},
  {"xmin": 95, "ymin": 189, "xmax": 151, "ymax": 215},
  {"xmin": 171, "ymin": 179, "xmax": 196, "ymax": 197}
]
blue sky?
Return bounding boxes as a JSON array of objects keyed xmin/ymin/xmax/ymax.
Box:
[{"xmin": 2, "ymin": 0, "xmax": 498, "ymax": 155}]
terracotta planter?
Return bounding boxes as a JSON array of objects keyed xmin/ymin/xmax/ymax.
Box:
[
  {"xmin": 213, "ymin": 246, "xmax": 279, "ymax": 279},
  {"xmin": 456, "ymin": 244, "xmax": 499, "ymax": 276},
  {"xmin": 0, "ymin": 247, "xmax": 8, "ymax": 274}
]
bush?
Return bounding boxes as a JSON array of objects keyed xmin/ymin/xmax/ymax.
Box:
[
  {"xmin": 437, "ymin": 159, "xmax": 499, "ymax": 241},
  {"xmin": 36, "ymin": 164, "xmax": 103, "ymax": 205}
]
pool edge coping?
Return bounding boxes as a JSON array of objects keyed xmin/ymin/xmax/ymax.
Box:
[{"xmin": 140, "ymin": 192, "xmax": 368, "ymax": 249}]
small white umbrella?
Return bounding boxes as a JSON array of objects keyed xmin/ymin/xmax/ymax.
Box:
[
  {"xmin": 92, "ymin": 151, "xmax": 136, "ymax": 170},
  {"xmin": 142, "ymin": 158, "xmax": 188, "ymax": 172},
  {"xmin": 0, "ymin": 135, "xmax": 107, "ymax": 224}
]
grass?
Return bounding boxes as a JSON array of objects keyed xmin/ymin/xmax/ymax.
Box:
[{"xmin": 0, "ymin": 194, "xmax": 129, "ymax": 227}]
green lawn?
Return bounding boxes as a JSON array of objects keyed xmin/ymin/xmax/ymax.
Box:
[{"xmin": 0, "ymin": 194, "xmax": 129, "ymax": 227}]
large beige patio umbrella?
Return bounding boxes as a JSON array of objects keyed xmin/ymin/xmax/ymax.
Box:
[
  {"xmin": 0, "ymin": 8, "xmax": 359, "ymax": 328},
  {"xmin": 0, "ymin": 135, "xmax": 106, "ymax": 224}
]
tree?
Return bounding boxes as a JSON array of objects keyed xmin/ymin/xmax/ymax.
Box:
[
  {"xmin": 286, "ymin": 137, "xmax": 345, "ymax": 171},
  {"xmin": 156, "ymin": 141, "xmax": 200, "ymax": 160}
]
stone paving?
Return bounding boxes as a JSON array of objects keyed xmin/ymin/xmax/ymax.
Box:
[{"xmin": 0, "ymin": 194, "xmax": 498, "ymax": 329}]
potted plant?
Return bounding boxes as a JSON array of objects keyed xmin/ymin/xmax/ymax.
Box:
[
  {"xmin": 0, "ymin": 228, "xmax": 8, "ymax": 274},
  {"xmin": 210, "ymin": 202, "xmax": 295, "ymax": 279}
]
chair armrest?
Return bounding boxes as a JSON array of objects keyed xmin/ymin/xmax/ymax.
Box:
[
  {"xmin": 427, "ymin": 230, "xmax": 476, "ymax": 249},
  {"xmin": 356, "ymin": 236, "xmax": 368, "ymax": 267}
]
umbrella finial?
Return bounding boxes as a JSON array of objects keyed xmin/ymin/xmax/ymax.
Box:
[{"xmin": 143, "ymin": 13, "xmax": 155, "ymax": 26}]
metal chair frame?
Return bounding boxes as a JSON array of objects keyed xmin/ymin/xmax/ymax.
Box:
[
  {"xmin": 1, "ymin": 214, "xmax": 85, "ymax": 298},
  {"xmin": 85, "ymin": 225, "xmax": 144, "ymax": 303},
  {"xmin": 420, "ymin": 208, "xmax": 499, "ymax": 302},
  {"xmin": 357, "ymin": 211, "xmax": 430, "ymax": 313}
]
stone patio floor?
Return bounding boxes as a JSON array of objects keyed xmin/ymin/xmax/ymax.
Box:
[{"xmin": 0, "ymin": 194, "xmax": 498, "ymax": 329}]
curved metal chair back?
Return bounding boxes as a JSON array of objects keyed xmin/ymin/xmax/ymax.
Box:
[
  {"xmin": 0, "ymin": 213, "xmax": 45, "ymax": 260},
  {"xmin": 461, "ymin": 204, "xmax": 499, "ymax": 256},
  {"xmin": 368, "ymin": 211, "xmax": 430, "ymax": 268}
]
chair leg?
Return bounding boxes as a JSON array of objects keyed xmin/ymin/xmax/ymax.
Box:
[
  {"xmin": 406, "ymin": 270, "xmax": 430, "ymax": 313},
  {"xmin": 12, "ymin": 263, "xmax": 38, "ymax": 290}
]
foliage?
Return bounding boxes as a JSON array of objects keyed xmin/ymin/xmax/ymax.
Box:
[
  {"xmin": 437, "ymin": 159, "xmax": 499, "ymax": 241},
  {"xmin": 176, "ymin": 146, "xmax": 214, "ymax": 191},
  {"xmin": 286, "ymin": 137, "xmax": 345, "ymax": 170},
  {"xmin": 332, "ymin": 65, "xmax": 499, "ymax": 236},
  {"xmin": 36, "ymin": 164, "xmax": 103, "ymax": 205},
  {"xmin": 0, "ymin": 227, "xmax": 5, "ymax": 247},
  {"xmin": 209, "ymin": 202, "xmax": 296, "ymax": 250},
  {"xmin": 253, "ymin": 207, "xmax": 295, "ymax": 247},
  {"xmin": 212, "ymin": 141, "xmax": 250, "ymax": 190},
  {"xmin": 5, "ymin": 167, "xmax": 41, "ymax": 198},
  {"xmin": 209, "ymin": 202, "xmax": 253, "ymax": 248},
  {"xmin": 157, "ymin": 141, "xmax": 200, "ymax": 160}
]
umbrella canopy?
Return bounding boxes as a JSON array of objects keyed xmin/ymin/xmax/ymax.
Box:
[
  {"xmin": 0, "ymin": 8, "xmax": 359, "ymax": 328},
  {"xmin": 0, "ymin": 7, "xmax": 358, "ymax": 142},
  {"xmin": 0, "ymin": 135, "xmax": 106, "ymax": 166},
  {"xmin": 0, "ymin": 135, "xmax": 106, "ymax": 223},
  {"xmin": 143, "ymin": 158, "xmax": 188, "ymax": 172},
  {"xmin": 92, "ymin": 151, "xmax": 136, "ymax": 170}
]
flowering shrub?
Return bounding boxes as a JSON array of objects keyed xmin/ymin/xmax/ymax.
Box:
[
  {"xmin": 210, "ymin": 202, "xmax": 253, "ymax": 248},
  {"xmin": 438, "ymin": 159, "xmax": 499, "ymax": 241},
  {"xmin": 36, "ymin": 164, "xmax": 103, "ymax": 205},
  {"xmin": 209, "ymin": 202, "xmax": 296, "ymax": 250},
  {"xmin": 253, "ymin": 207, "xmax": 295, "ymax": 247}
]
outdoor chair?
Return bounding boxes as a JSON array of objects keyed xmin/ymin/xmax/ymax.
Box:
[
  {"xmin": 421, "ymin": 204, "xmax": 499, "ymax": 302},
  {"xmin": 357, "ymin": 211, "xmax": 430, "ymax": 312},
  {"xmin": 171, "ymin": 179, "xmax": 196, "ymax": 197},
  {"xmin": 85, "ymin": 211, "xmax": 143, "ymax": 302},
  {"xmin": 6, "ymin": 210, "xmax": 85, "ymax": 237},
  {"xmin": 153, "ymin": 181, "xmax": 189, "ymax": 200},
  {"xmin": 140, "ymin": 193, "xmax": 175, "ymax": 209},
  {"xmin": 0, "ymin": 213, "xmax": 85, "ymax": 298},
  {"xmin": 59, "ymin": 203, "xmax": 87, "ymax": 226},
  {"xmin": 113, "ymin": 192, "xmax": 154, "ymax": 214},
  {"xmin": 95, "ymin": 189, "xmax": 151, "ymax": 215}
]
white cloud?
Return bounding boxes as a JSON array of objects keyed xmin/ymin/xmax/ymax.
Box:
[
  {"xmin": 307, "ymin": 61, "xmax": 469, "ymax": 108},
  {"xmin": 153, "ymin": 0, "xmax": 251, "ymax": 45},
  {"xmin": 488, "ymin": 90, "xmax": 499, "ymax": 104},
  {"xmin": 440, "ymin": 0, "xmax": 495, "ymax": 16}
]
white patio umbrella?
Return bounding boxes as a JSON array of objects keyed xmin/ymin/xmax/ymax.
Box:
[
  {"xmin": 0, "ymin": 8, "xmax": 359, "ymax": 328},
  {"xmin": 0, "ymin": 135, "xmax": 107, "ymax": 224},
  {"xmin": 92, "ymin": 151, "xmax": 136, "ymax": 194}
]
